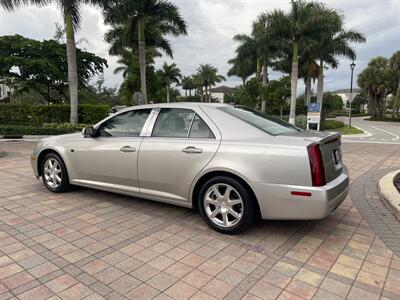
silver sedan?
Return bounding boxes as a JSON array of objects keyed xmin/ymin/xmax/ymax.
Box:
[{"xmin": 31, "ymin": 103, "xmax": 349, "ymax": 234}]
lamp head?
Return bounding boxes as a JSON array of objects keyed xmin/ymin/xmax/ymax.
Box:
[{"xmin": 350, "ymin": 62, "xmax": 356, "ymax": 70}]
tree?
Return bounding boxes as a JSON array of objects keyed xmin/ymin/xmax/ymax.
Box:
[
  {"xmin": 269, "ymin": 1, "xmax": 332, "ymax": 124},
  {"xmin": 196, "ymin": 64, "xmax": 226, "ymax": 102},
  {"xmin": 311, "ymin": 8, "xmax": 365, "ymax": 108},
  {"xmin": 0, "ymin": 35, "xmax": 107, "ymax": 104},
  {"xmin": 156, "ymin": 62, "xmax": 182, "ymax": 103},
  {"xmin": 181, "ymin": 76, "xmax": 194, "ymax": 97},
  {"xmin": 389, "ymin": 51, "xmax": 400, "ymax": 117},
  {"xmin": 234, "ymin": 78, "xmax": 260, "ymax": 108},
  {"xmin": 101, "ymin": 0, "xmax": 187, "ymax": 103},
  {"xmin": 0, "ymin": 0, "xmax": 102, "ymax": 124},
  {"xmin": 261, "ymin": 76, "xmax": 291, "ymax": 115},
  {"xmin": 358, "ymin": 56, "xmax": 397, "ymax": 118}
]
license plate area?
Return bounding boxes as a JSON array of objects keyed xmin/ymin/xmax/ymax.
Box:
[{"xmin": 333, "ymin": 148, "xmax": 341, "ymax": 165}]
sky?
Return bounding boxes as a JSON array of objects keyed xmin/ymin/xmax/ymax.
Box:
[{"xmin": 1, "ymin": 0, "xmax": 399, "ymax": 94}]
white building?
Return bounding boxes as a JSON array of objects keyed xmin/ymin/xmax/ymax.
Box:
[
  {"xmin": 209, "ymin": 86, "xmax": 237, "ymax": 103},
  {"xmin": 332, "ymin": 88, "xmax": 362, "ymax": 109},
  {"xmin": 0, "ymin": 84, "xmax": 11, "ymax": 101}
]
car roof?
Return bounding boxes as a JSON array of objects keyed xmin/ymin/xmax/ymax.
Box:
[{"xmin": 117, "ymin": 102, "xmax": 232, "ymax": 114}]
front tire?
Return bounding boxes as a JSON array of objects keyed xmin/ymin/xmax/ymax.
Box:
[
  {"xmin": 41, "ymin": 153, "xmax": 70, "ymax": 193},
  {"xmin": 198, "ymin": 176, "xmax": 256, "ymax": 234}
]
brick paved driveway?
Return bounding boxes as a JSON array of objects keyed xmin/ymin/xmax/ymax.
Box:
[{"xmin": 0, "ymin": 141, "xmax": 399, "ymax": 300}]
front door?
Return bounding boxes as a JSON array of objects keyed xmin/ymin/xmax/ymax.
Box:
[
  {"xmin": 138, "ymin": 107, "xmax": 220, "ymax": 202},
  {"xmin": 74, "ymin": 108, "xmax": 152, "ymax": 193}
]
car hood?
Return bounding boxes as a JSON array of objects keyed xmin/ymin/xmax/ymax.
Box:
[{"xmin": 40, "ymin": 132, "xmax": 82, "ymax": 142}]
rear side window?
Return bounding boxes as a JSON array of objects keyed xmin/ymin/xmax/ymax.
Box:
[
  {"xmin": 189, "ymin": 114, "xmax": 214, "ymax": 138},
  {"xmin": 219, "ymin": 106, "xmax": 300, "ymax": 135},
  {"xmin": 152, "ymin": 108, "xmax": 214, "ymax": 139},
  {"xmin": 97, "ymin": 109, "xmax": 151, "ymax": 137}
]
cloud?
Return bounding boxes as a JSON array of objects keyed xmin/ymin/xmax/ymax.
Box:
[{"xmin": 1, "ymin": 0, "xmax": 399, "ymax": 93}]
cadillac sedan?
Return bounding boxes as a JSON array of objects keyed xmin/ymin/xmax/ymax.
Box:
[{"xmin": 31, "ymin": 103, "xmax": 349, "ymax": 234}]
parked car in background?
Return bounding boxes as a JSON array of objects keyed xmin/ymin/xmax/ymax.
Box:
[{"xmin": 31, "ymin": 103, "xmax": 349, "ymax": 234}]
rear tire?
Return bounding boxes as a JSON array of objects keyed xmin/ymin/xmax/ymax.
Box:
[
  {"xmin": 41, "ymin": 153, "xmax": 70, "ymax": 193},
  {"xmin": 198, "ymin": 176, "xmax": 256, "ymax": 234}
]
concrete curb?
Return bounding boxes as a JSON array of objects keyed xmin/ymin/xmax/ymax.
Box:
[{"xmin": 378, "ymin": 170, "xmax": 400, "ymax": 221}]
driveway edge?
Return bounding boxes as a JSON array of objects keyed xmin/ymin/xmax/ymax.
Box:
[{"xmin": 379, "ymin": 170, "xmax": 400, "ymax": 221}]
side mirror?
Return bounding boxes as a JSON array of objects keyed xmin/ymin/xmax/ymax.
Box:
[{"xmin": 82, "ymin": 126, "xmax": 96, "ymax": 137}]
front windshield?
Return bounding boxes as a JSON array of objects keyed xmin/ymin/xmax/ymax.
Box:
[{"xmin": 220, "ymin": 106, "xmax": 300, "ymax": 136}]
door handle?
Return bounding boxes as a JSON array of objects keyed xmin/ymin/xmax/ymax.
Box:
[
  {"xmin": 120, "ymin": 146, "xmax": 136, "ymax": 153},
  {"xmin": 182, "ymin": 146, "xmax": 203, "ymax": 154}
]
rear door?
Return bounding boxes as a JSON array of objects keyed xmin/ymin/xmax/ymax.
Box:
[{"xmin": 138, "ymin": 106, "xmax": 221, "ymax": 203}]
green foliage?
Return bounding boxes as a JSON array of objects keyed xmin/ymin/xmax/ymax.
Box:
[
  {"xmin": 0, "ymin": 125, "xmax": 76, "ymax": 136},
  {"xmin": 335, "ymin": 126, "xmax": 363, "ymax": 135},
  {"xmin": 262, "ymin": 76, "xmax": 290, "ymax": 114},
  {"xmin": 43, "ymin": 123, "xmax": 88, "ymax": 130},
  {"xmin": 321, "ymin": 92, "xmax": 343, "ymax": 115},
  {"xmin": 0, "ymin": 35, "xmax": 107, "ymax": 103},
  {"xmin": 321, "ymin": 120, "xmax": 345, "ymax": 130},
  {"xmin": 0, "ymin": 104, "xmax": 109, "ymax": 126},
  {"xmin": 234, "ymin": 78, "xmax": 260, "ymax": 108},
  {"xmin": 295, "ymin": 115, "xmax": 307, "ymax": 129}
]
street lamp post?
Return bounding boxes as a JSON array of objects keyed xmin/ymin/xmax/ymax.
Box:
[{"xmin": 349, "ymin": 62, "xmax": 356, "ymax": 129}]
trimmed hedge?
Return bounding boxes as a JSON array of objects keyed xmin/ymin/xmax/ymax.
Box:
[
  {"xmin": 322, "ymin": 120, "xmax": 345, "ymax": 130},
  {"xmin": 0, "ymin": 104, "xmax": 110, "ymax": 126},
  {"xmin": 0, "ymin": 125, "xmax": 76, "ymax": 136}
]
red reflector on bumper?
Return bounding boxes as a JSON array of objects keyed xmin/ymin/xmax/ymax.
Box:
[{"xmin": 291, "ymin": 191, "xmax": 312, "ymax": 197}]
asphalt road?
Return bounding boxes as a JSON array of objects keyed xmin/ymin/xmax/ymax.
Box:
[{"xmin": 338, "ymin": 116, "xmax": 400, "ymax": 144}]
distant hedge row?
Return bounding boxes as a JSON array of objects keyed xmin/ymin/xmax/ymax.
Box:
[{"xmin": 0, "ymin": 104, "xmax": 110, "ymax": 126}]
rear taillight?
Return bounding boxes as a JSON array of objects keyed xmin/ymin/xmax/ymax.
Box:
[{"xmin": 307, "ymin": 143, "xmax": 326, "ymax": 187}]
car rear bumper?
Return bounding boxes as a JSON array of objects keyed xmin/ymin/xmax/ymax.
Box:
[{"xmin": 253, "ymin": 167, "xmax": 349, "ymax": 220}]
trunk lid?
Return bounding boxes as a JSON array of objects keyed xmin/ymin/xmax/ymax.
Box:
[{"xmin": 282, "ymin": 130, "xmax": 343, "ymax": 183}]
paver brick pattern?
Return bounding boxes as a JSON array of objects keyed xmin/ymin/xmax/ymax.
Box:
[{"xmin": 0, "ymin": 141, "xmax": 399, "ymax": 299}]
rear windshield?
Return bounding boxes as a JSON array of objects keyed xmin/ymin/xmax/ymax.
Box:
[{"xmin": 219, "ymin": 106, "xmax": 300, "ymax": 136}]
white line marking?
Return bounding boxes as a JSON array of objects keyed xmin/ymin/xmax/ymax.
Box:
[{"xmin": 369, "ymin": 126, "xmax": 400, "ymax": 141}]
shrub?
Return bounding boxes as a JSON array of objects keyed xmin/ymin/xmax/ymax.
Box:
[
  {"xmin": 43, "ymin": 123, "xmax": 88, "ymax": 131},
  {"xmin": 0, "ymin": 104, "xmax": 109, "ymax": 126},
  {"xmin": 322, "ymin": 120, "xmax": 345, "ymax": 130},
  {"xmin": 0, "ymin": 125, "xmax": 75, "ymax": 136},
  {"xmin": 295, "ymin": 115, "xmax": 307, "ymax": 129}
]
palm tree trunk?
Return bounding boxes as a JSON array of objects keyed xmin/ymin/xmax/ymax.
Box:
[
  {"xmin": 166, "ymin": 85, "xmax": 170, "ymax": 103},
  {"xmin": 317, "ymin": 61, "xmax": 324, "ymax": 106},
  {"xmin": 393, "ymin": 76, "xmax": 400, "ymax": 118},
  {"xmin": 138, "ymin": 16, "xmax": 147, "ymax": 103},
  {"xmin": 189, "ymin": 89, "xmax": 192, "ymax": 97},
  {"xmin": 261, "ymin": 60, "xmax": 268, "ymax": 113},
  {"xmin": 65, "ymin": 11, "xmax": 78, "ymax": 124},
  {"xmin": 256, "ymin": 58, "xmax": 261, "ymax": 81},
  {"xmin": 289, "ymin": 42, "xmax": 299, "ymax": 125},
  {"xmin": 305, "ymin": 77, "xmax": 312, "ymax": 107}
]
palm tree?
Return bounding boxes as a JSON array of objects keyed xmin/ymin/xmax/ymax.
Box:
[
  {"xmin": 311, "ymin": 8, "xmax": 366, "ymax": 108},
  {"xmin": 101, "ymin": 0, "xmax": 187, "ymax": 103},
  {"xmin": 0, "ymin": 0, "xmax": 99, "ymax": 124},
  {"xmin": 196, "ymin": 64, "xmax": 226, "ymax": 102},
  {"xmin": 389, "ymin": 51, "xmax": 400, "ymax": 117},
  {"xmin": 157, "ymin": 62, "xmax": 182, "ymax": 103},
  {"xmin": 269, "ymin": 1, "xmax": 330, "ymax": 124},
  {"xmin": 181, "ymin": 76, "xmax": 194, "ymax": 98}
]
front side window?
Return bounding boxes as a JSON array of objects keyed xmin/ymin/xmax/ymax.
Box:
[
  {"xmin": 152, "ymin": 108, "xmax": 214, "ymax": 139},
  {"xmin": 97, "ymin": 109, "xmax": 151, "ymax": 137},
  {"xmin": 219, "ymin": 106, "xmax": 300, "ymax": 135}
]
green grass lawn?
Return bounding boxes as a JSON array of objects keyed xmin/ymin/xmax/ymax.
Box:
[{"xmin": 334, "ymin": 126, "xmax": 364, "ymax": 135}]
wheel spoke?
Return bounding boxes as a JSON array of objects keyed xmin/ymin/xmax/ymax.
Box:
[
  {"xmin": 55, "ymin": 175, "xmax": 62, "ymax": 183},
  {"xmin": 52, "ymin": 177, "xmax": 57, "ymax": 186},
  {"xmin": 212, "ymin": 187, "xmax": 222, "ymax": 199},
  {"xmin": 205, "ymin": 197, "xmax": 219, "ymax": 206},
  {"xmin": 228, "ymin": 199, "xmax": 242, "ymax": 206},
  {"xmin": 48, "ymin": 160, "xmax": 53, "ymax": 168},
  {"xmin": 53, "ymin": 160, "xmax": 59, "ymax": 169},
  {"xmin": 55, "ymin": 169, "xmax": 61, "ymax": 174},
  {"xmin": 224, "ymin": 186, "xmax": 233, "ymax": 199},
  {"xmin": 209, "ymin": 207, "xmax": 221, "ymax": 218},
  {"xmin": 222, "ymin": 211, "xmax": 229, "ymax": 226},
  {"xmin": 228, "ymin": 208, "xmax": 241, "ymax": 220}
]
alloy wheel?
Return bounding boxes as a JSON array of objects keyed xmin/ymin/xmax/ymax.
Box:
[
  {"xmin": 43, "ymin": 158, "xmax": 62, "ymax": 189},
  {"xmin": 204, "ymin": 183, "xmax": 243, "ymax": 228}
]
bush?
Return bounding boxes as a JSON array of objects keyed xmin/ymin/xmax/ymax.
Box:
[
  {"xmin": 322, "ymin": 120, "xmax": 345, "ymax": 130},
  {"xmin": 43, "ymin": 123, "xmax": 88, "ymax": 131},
  {"xmin": 295, "ymin": 115, "xmax": 307, "ymax": 129},
  {"xmin": 0, "ymin": 125, "xmax": 76, "ymax": 136},
  {"xmin": 0, "ymin": 104, "xmax": 109, "ymax": 126}
]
